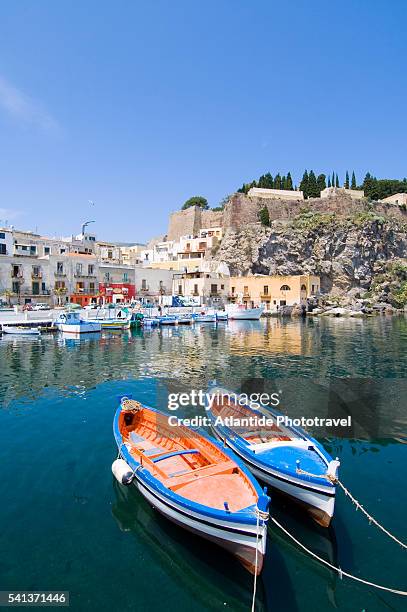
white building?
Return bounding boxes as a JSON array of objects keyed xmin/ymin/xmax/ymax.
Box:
[
  {"xmin": 381, "ymin": 193, "xmax": 407, "ymax": 206},
  {"xmin": 248, "ymin": 188, "xmax": 304, "ymax": 201},
  {"xmin": 320, "ymin": 187, "xmax": 365, "ymax": 200}
]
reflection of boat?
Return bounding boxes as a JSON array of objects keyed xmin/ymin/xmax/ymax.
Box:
[
  {"xmin": 142, "ymin": 317, "xmax": 159, "ymax": 327},
  {"xmin": 112, "ymin": 398, "xmax": 270, "ymax": 574},
  {"xmin": 1, "ymin": 326, "xmax": 41, "ymax": 335},
  {"xmin": 206, "ymin": 387, "xmax": 339, "ymax": 527},
  {"xmin": 226, "ymin": 305, "xmax": 265, "ymax": 320},
  {"xmin": 111, "ymin": 481, "xmax": 266, "ymax": 612},
  {"xmin": 56, "ymin": 312, "xmax": 101, "ymax": 333}
]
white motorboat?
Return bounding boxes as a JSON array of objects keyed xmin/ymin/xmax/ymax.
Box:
[
  {"xmin": 226, "ymin": 305, "xmax": 265, "ymax": 320},
  {"xmin": 193, "ymin": 312, "xmax": 217, "ymax": 323},
  {"xmin": 55, "ymin": 312, "xmax": 101, "ymax": 334},
  {"xmin": 216, "ymin": 311, "xmax": 228, "ymax": 321},
  {"xmin": 1, "ymin": 326, "xmax": 41, "ymax": 336}
]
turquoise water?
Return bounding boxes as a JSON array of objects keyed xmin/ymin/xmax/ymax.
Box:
[{"xmin": 0, "ymin": 317, "xmax": 406, "ymax": 611}]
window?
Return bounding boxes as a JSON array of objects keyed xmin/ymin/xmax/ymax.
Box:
[
  {"xmin": 12, "ymin": 281, "xmax": 20, "ymax": 293},
  {"xmin": 89, "ymin": 282, "xmax": 95, "ymax": 292},
  {"xmin": 211, "ymin": 284, "xmax": 218, "ymax": 294},
  {"xmin": 44, "ymin": 247, "xmax": 50, "ymax": 255},
  {"xmin": 22, "ymin": 245, "xmax": 28, "ymax": 251},
  {"xmin": 231, "ymin": 286, "xmax": 235, "ymax": 294},
  {"xmin": 194, "ymin": 284, "xmax": 198, "ymax": 294},
  {"xmin": 0, "ymin": 232, "xmax": 5, "ymax": 239},
  {"xmin": 123, "ymin": 272, "xmax": 129, "ymax": 282},
  {"xmin": 76, "ymin": 263, "xmax": 83, "ymax": 275},
  {"xmin": 141, "ymin": 279, "xmax": 147, "ymax": 290},
  {"xmin": 301, "ymin": 284, "xmax": 307, "ymax": 291},
  {"xmin": 178, "ymin": 285, "xmax": 182, "ymax": 295},
  {"xmin": 41, "ymin": 282, "xmax": 46, "ymax": 292},
  {"xmin": 108, "ymin": 250, "xmax": 113, "ymax": 259},
  {"xmin": 88, "ymin": 264, "xmax": 94, "ymax": 275},
  {"xmin": 221, "ymin": 284, "xmax": 225, "ymax": 290},
  {"xmin": 32, "ymin": 282, "xmax": 39, "ymax": 295},
  {"xmin": 244, "ymin": 285, "xmax": 249, "ymax": 294},
  {"xmin": 280, "ymin": 300, "xmax": 286, "ymax": 306},
  {"xmin": 30, "ymin": 246, "xmax": 36, "ymax": 254},
  {"xmin": 32, "ymin": 266, "xmax": 40, "ymax": 277},
  {"xmin": 60, "ymin": 248, "xmax": 66, "ymax": 254},
  {"xmin": 57, "ymin": 262, "xmax": 64, "ymax": 274},
  {"xmin": 280, "ymin": 285, "xmax": 290, "ymax": 291},
  {"xmin": 263, "ymin": 285, "xmax": 269, "ymax": 295},
  {"xmin": 0, "ymin": 244, "xmax": 6, "ymax": 255}
]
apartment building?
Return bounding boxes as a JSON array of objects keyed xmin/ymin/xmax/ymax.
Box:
[
  {"xmin": 172, "ymin": 271, "xmax": 230, "ymax": 305},
  {"xmin": 229, "ymin": 275, "xmax": 320, "ymax": 311},
  {"xmin": 98, "ymin": 263, "xmax": 136, "ymax": 304}
]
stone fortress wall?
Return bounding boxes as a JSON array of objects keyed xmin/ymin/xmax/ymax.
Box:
[{"xmin": 167, "ymin": 193, "xmax": 407, "ymax": 240}]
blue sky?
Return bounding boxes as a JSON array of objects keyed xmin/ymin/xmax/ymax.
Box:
[{"xmin": 0, "ymin": 1, "xmax": 406, "ymax": 243}]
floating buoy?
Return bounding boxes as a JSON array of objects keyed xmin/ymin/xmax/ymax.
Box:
[{"xmin": 112, "ymin": 459, "xmax": 135, "ymax": 485}]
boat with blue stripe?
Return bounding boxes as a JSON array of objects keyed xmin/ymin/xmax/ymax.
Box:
[
  {"xmin": 112, "ymin": 397, "xmax": 270, "ymax": 574},
  {"xmin": 205, "ymin": 386, "xmax": 340, "ymax": 527}
]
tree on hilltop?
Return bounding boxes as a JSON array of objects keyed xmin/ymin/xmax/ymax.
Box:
[
  {"xmin": 317, "ymin": 173, "xmax": 326, "ymax": 194},
  {"xmin": 351, "ymin": 171, "xmax": 357, "ymax": 189},
  {"xmin": 345, "ymin": 171, "xmax": 350, "ymax": 189},
  {"xmin": 308, "ymin": 170, "xmax": 319, "ymax": 198},
  {"xmin": 300, "ymin": 170, "xmax": 309, "ymax": 198},
  {"xmin": 335, "ymin": 174, "xmax": 340, "ymax": 188},
  {"xmin": 286, "ymin": 172, "xmax": 293, "ymax": 190},
  {"xmin": 182, "ymin": 196, "xmax": 209, "ymax": 210}
]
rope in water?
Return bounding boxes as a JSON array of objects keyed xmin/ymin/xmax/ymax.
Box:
[
  {"xmin": 296, "ymin": 467, "xmax": 407, "ymax": 550},
  {"xmin": 271, "ymin": 516, "xmax": 407, "ymax": 596}
]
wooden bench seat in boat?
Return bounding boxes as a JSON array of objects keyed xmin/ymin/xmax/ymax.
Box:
[{"xmin": 167, "ymin": 460, "xmax": 236, "ymax": 490}]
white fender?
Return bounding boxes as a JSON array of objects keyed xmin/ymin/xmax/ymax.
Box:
[{"xmin": 112, "ymin": 458, "xmax": 135, "ymax": 485}]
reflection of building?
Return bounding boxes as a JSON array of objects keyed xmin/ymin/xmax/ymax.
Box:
[
  {"xmin": 229, "ymin": 274, "xmax": 320, "ymax": 311},
  {"xmin": 172, "ymin": 271, "xmax": 230, "ymax": 304},
  {"xmin": 228, "ymin": 318, "xmax": 313, "ymax": 357}
]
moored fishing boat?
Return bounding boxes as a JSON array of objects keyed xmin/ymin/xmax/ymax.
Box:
[
  {"xmin": 158, "ymin": 315, "xmax": 178, "ymax": 325},
  {"xmin": 206, "ymin": 387, "xmax": 340, "ymax": 527},
  {"xmin": 216, "ymin": 311, "xmax": 228, "ymax": 321},
  {"xmin": 193, "ymin": 312, "xmax": 217, "ymax": 323},
  {"xmin": 1, "ymin": 325, "xmax": 41, "ymax": 336},
  {"xmin": 225, "ymin": 305, "xmax": 265, "ymax": 320},
  {"xmin": 176, "ymin": 313, "xmax": 193, "ymax": 324},
  {"xmin": 55, "ymin": 312, "xmax": 101, "ymax": 334},
  {"xmin": 112, "ymin": 397, "xmax": 270, "ymax": 574}
]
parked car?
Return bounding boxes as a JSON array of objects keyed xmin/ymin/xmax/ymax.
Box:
[{"xmin": 33, "ymin": 303, "xmax": 50, "ymax": 311}]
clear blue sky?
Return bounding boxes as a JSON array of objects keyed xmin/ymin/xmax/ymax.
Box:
[{"xmin": 0, "ymin": 0, "xmax": 406, "ymax": 243}]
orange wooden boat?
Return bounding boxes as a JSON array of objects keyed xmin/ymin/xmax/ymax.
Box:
[{"xmin": 112, "ymin": 397, "xmax": 270, "ymax": 574}]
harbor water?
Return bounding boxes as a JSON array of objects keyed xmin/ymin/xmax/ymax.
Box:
[{"xmin": 0, "ymin": 316, "xmax": 406, "ymax": 611}]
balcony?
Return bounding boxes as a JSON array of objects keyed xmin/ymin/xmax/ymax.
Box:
[
  {"xmin": 11, "ymin": 272, "xmax": 23, "ymax": 280},
  {"xmin": 243, "ymin": 292, "xmax": 250, "ymax": 298},
  {"xmin": 32, "ymin": 272, "xmax": 43, "ymax": 279},
  {"xmin": 140, "ymin": 287, "xmax": 150, "ymax": 292},
  {"xmin": 74, "ymin": 273, "xmax": 96, "ymax": 278},
  {"xmin": 260, "ymin": 292, "xmax": 270, "ymax": 299},
  {"xmin": 55, "ymin": 271, "xmax": 66, "ymax": 277}
]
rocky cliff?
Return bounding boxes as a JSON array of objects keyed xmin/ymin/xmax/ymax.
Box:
[{"xmin": 213, "ymin": 210, "xmax": 407, "ymax": 307}]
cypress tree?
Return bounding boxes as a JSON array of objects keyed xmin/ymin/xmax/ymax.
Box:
[
  {"xmin": 308, "ymin": 170, "xmax": 319, "ymax": 198},
  {"xmin": 264, "ymin": 172, "xmax": 273, "ymax": 189},
  {"xmin": 351, "ymin": 171, "xmax": 357, "ymax": 189},
  {"xmin": 281, "ymin": 175, "xmax": 287, "ymax": 190},
  {"xmin": 286, "ymin": 172, "xmax": 293, "ymax": 190},
  {"xmin": 300, "ymin": 170, "xmax": 309, "ymax": 198},
  {"xmin": 327, "ymin": 176, "xmax": 331, "ymax": 188},
  {"xmin": 335, "ymin": 174, "xmax": 340, "ymax": 188},
  {"xmin": 331, "ymin": 172, "xmax": 335, "ymax": 187},
  {"xmin": 258, "ymin": 206, "xmax": 270, "ymax": 227},
  {"xmin": 274, "ymin": 173, "xmax": 281, "ymax": 189},
  {"xmin": 345, "ymin": 171, "xmax": 349, "ymax": 189},
  {"xmin": 317, "ymin": 173, "xmax": 327, "ymax": 194}
]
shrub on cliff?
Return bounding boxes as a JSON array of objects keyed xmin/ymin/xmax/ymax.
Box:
[
  {"xmin": 258, "ymin": 206, "xmax": 271, "ymax": 227},
  {"xmin": 182, "ymin": 196, "xmax": 209, "ymax": 210}
]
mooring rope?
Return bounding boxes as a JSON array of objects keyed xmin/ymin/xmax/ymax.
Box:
[
  {"xmin": 251, "ymin": 511, "xmax": 260, "ymax": 612},
  {"xmin": 271, "ymin": 517, "xmax": 407, "ymax": 596},
  {"xmin": 296, "ymin": 467, "xmax": 407, "ymax": 550}
]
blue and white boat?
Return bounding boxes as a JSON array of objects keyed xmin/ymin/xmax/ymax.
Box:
[
  {"xmin": 55, "ymin": 311, "xmax": 101, "ymax": 334},
  {"xmin": 158, "ymin": 315, "xmax": 178, "ymax": 325},
  {"xmin": 112, "ymin": 397, "xmax": 270, "ymax": 574},
  {"xmin": 192, "ymin": 312, "xmax": 217, "ymax": 323},
  {"xmin": 206, "ymin": 387, "xmax": 340, "ymax": 527}
]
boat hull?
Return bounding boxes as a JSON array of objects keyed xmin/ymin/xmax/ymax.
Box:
[
  {"xmin": 133, "ymin": 474, "xmax": 267, "ymax": 574},
  {"xmin": 194, "ymin": 314, "xmax": 217, "ymax": 323},
  {"xmin": 58, "ymin": 322, "xmax": 101, "ymax": 333},
  {"xmin": 227, "ymin": 307, "xmax": 264, "ymax": 320},
  {"xmin": 2, "ymin": 326, "xmax": 40, "ymax": 335}
]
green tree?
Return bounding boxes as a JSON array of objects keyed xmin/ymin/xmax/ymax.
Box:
[
  {"xmin": 351, "ymin": 171, "xmax": 357, "ymax": 189},
  {"xmin": 281, "ymin": 175, "xmax": 287, "ymax": 190},
  {"xmin": 335, "ymin": 174, "xmax": 340, "ymax": 188},
  {"xmin": 258, "ymin": 206, "xmax": 270, "ymax": 227},
  {"xmin": 331, "ymin": 172, "xmax": 335, "ymax": 187},
  {"xmin": 308, "ymin": 170, "xmax": 319, "ymax": 198},
  {"xmin": 274, "ymin": 173, "xmax": 281, "ymax": 189},
  {"xmin": 182, "ymin": 196, "xmax": 209, "ymax": 210},
  {"xmin": 327, "ymin": 176, "xmax": 331, "ymax": 188},
  {"xmin": 286, "ymin": 172, "xmax": 293, "ymax": 190},
  {"xmin": 300, "ymin": 170, "xmax": 309, "ymax": 198},
  {"xmin": 345, "ymin": 171, "xmax": 349, "ymax": 189},
  {"xmin": 317, "ymin": 173, "xmax": 326, "ymax": 194}
]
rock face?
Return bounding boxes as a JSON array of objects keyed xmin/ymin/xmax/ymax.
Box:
[{"xmin": 213, "ymin": 211, "xmax": 407, "ymax": 305}]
